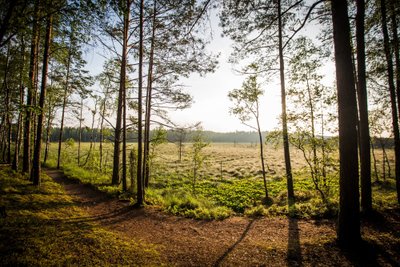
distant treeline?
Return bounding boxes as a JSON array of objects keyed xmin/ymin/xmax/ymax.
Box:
[
  {"xmin": 48, "ymin": 127, "xmax": 394, "ymax": 147},
  {"xmin": 48, "ymin": 127, "xmax": 264, "ymax": 143}
]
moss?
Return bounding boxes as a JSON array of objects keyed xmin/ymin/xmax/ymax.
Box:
[{"xmin": 0, "ymin": 166, "xmax": 161, "ymax": 266}]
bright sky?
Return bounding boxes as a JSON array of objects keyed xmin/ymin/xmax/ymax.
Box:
[
  {"xmin": 168, "ymin": 31, "xmax": 283, "ymax": 133},
  {"xmin": 165, "ymin": 12, "xmax": 335, "ymax": 133},
  {"xmin": 83, "ymin": 8, "xmax": 334, "ymax": 133}
]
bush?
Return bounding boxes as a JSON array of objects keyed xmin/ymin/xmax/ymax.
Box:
[{"xmin": 244, "ymin": 205, "xmax": 268, "ymax": 217}]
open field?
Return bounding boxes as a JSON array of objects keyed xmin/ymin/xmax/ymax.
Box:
[{"xmin": 42, "ymin": 141, "xmax": 397, "ymax": 219}]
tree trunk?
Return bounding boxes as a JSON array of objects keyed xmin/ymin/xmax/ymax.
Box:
[
  {"xmin": 382, "ymin": 143, "xmax": 391, "ymax": 178},
  {"xmin": 370, "ymin": 138, "xmax": 379, "ymax": 182},
  {"xmin": 111, "ymin": 1, "xmax": 130, "ymax": 185},
  {"xmin": 12, "ymin": 39, "xmax": 25, "ymax": 170},
  {"xmin": 277, "ymin": 0, "xmax": 295, "ymax": 206},
  {"xmin": 57, "ymin": 46, "xmax": 72, "ymax": 169},
  {"xmin": 78, "ymin": 98, "xmax": 83, "ymax": 165},
  {"xmin": 136, "ymin": 0, "xmax": 145, "ymax": 205},
  {"xmin": 331, "ymin": 0, "xmax": 361, "ymax": 246},
  {"xmin": 321, "ymin": 115, "xmax": 327, "ymax": 181},
  {"xmin": 356, "ymin": 0, "xmax": 372, "ymax": 213},
  {"xmin": 82, "ymin": 101, "xmax": 98, "ymax": 168},
  {"xmin": 43, "ymin": 105, "xmax": 53, "ymax": 165},
  {"xmin": 257, "ymin": 112, "xmax": 268, "ymax": 199},
  {"xmin": 23, "ymin": 0, "xmax": 40, "ymax": 174},
  {"xmin": 389, "ymin": 0, "xmax": 400, "ymax": 121},
  {"xmin": 121, "ymin": 0, "xmax": 131, "ymax": 191},
  {"xmin": 305, "ymin": 75, "xmax": 318, "ymax": 183},
  {"xmin": 3, "ymin": 42, "xmax": 11, "ymax": 164},
  {"xmin": 32, "ymin": 13, "xmax": 52, "ymax": 185},
  {"xmin": 380, "ymin": 0, "xmax": 400, "ymax": 204},
  {"xmin": 143, "ymin": 0, "xmax": 157, "ymax": 188},
  {"xmin": 99, "ymin": 100, "xmax": 106, "ymax": 172}
]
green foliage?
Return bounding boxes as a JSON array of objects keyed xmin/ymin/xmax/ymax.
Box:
[
  {"xmin": 42, "ymin": 142, "xmax": 397, "ymax": 220},
  {"xmin": 146, "ymin": 187, "xmax": 232, "ymax": 220},
  {"xmin": 0, "ymin": 167, "xmax": 160, "ymax": 266},
  {"xmin": 190, "ymin": 129, "xmax": 210, "ymax": 192},
  {"xmin": 228, "ymin": 69, "xmax": 263, "ymax": 129},
  {"xmin": 59, "ymin": 163, "xmax": 120, "ymax": 197},
  {"xmin": 244, "ymin": 205, "xmax": 268, "ymax": 217}
]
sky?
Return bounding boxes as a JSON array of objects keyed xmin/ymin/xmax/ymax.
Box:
[
  {"xmin": 168, "ymin": 32, "xmax": 283, "ymax": 133},
  {"xmin": 83, "ymin": 8, "xmax": 335, "ymax": 133}
]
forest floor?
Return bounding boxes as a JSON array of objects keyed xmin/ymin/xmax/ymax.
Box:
[
  {"xmin": 2, "ymin": 166, "xmax": 400, "ymax": 266},
  {"xmin": 46, "ymin": 168, "xmax": 400, "ymax": 266}
]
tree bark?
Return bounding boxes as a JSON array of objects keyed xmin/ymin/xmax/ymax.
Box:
[
  {"xmin": 136, "ymin": 0, "xmax": 145, "ymax": 205},
  {"xmin": 112, "ymin": 5, "xmax": 128, "ymax": 185},
  {"xmin": 389, "ymin": 0, "xmax": 400, "ymax": 122},
  {"xmin": 78, "ymin": 98, "xmax": 83, "ymax": 165},
  {"xmin": 99, "ymin": 89, "xmax": 109, "ymax": 172},
  {"xmin": 120, "ymin": 0, "xmax": 131, "ymax": 191},
  {"xmin": 370, "ymin": 138, "xmax": 379, "ymax": 182},
  {"xmin": 12, "ymin": 38, "xmax": 25, "ymax": 171},
  {"xmin": 23, "ymin": 0, "xmax": 40, "ymax": 174},
  {"xmin": 277, "ymin": 0, "xmax": 295, "ymax": 206},
  {"xmin": 3, "ymin": 42, "xmax": 11, "ymax": 164},
  {"xmin": 43, "ymin": 104, "xmax": 53, "ymax": 165},
  {"xmin": 256, "ymin": 110, "xmax": 268, "ymax": 199},
  {"xmin": 380, "ymin": 0, "xmax": 400, "ymax": 204},
  {"xmin": 32, "ymin": 13, "xmax": 52, "ymax": 185},
  {"xmin": 356, "ymin": 0, "xmax": 372, "ymax": 213},
  {"xmin": 143, "ymin": 0, "xmax": 157, "ymax": 188},
  {"xmin": 57, "ymin": 45, "xmax": 72, "ymax": 169},
  {"xmin": 331, "ymin": 0, "xmax": 361, "ymax": 246}
]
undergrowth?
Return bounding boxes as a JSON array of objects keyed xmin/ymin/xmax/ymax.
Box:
[
  {"xmin": 42, "ymin": 143, "xmax": 398, "ymax": 220},
  {"xmin": 0, "ymin": 167, "xmax": 160, "ymax": 266}
]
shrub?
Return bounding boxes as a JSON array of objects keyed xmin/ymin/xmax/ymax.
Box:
[{"xmin": 244, "ymin": 205, "xmax": 268, "ymax": 217}]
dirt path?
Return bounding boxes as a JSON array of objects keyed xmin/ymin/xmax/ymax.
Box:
[{"xmin": 45, "ymin": 169, "xmax": 399, "ymax": 266}]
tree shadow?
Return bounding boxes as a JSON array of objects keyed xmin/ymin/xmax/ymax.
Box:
[
  {"xmin": 213, "ymin": 219, "xmax": 255, "ymax": 267},
  {"xmin": 287, "ymin": 216, "xmax": 303, "ymax": 267},
  {"xmin": 340, "ymin": 239, "xmax": 391, "ymax": 267},
  {"xmin": 47, "ymin": 203, "xmax": 134, "ymax": 225},
  {"xmin": 362, "ymin": 208, "xmax": 400, "ymax": 239}
]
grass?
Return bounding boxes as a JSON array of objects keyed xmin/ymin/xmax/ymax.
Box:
[
  {"xmin": 41, "ymin": 142, "xmax": 398, "ymax": 220},
  {"xmin": 0, "ymin": 166, "xmax": 161, "ymax": 266}
]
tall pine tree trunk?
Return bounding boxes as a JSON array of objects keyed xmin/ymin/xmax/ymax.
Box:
[
  {"xmin": 356, "ymin": 0, "xmax": 372, "ymax": 213},
  {"xmin": 380, "ymin": 0, "xmax": 400, "ymax": 204},
  {"xmin": 32, "ymin": 13, "xmax": 52, "ymax": 185},
  {"xmin": 111, "ymin": 0, "xmax": 130, "ymax": 185},
  {"xmin": 57, "ymin": 46, "xmax": 71, "ymax": 169},
  {"xmin": 277, "ymin": 0, "xmax": 295, "ymax": 206},
  {"xmin": 3, "ymin": 42, "xmax": 11, "ymax": 164},
  {"xmin": 136, "ymin": 0, "xmax": 145, "ymax": 205},
  {"xmin": 12, "ymin": 39, "xmax": 25, "ymax": 170},
  {"xmin": 143, "ymin": 0, "xmax": 157, "ymax": 188},
  {"xmin": 23, "ymin": 0, "xmax": 40, "ymax": 174},
  {"xmin": 120, "ymin": 0, "xmax": 131, "ymax": 191},
  {"xmin": 331, "ymin": 0, "xmax": 361, "ymax": 246},
  {"xmin": 43, "ymin": 105, "xmax": 53, "ymax": 165},
  {"xmin": 389, "ymin": 0, "xmax": 400, "ymax": 121}
]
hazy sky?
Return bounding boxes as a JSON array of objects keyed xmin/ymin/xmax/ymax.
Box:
[
  {"xmin": 83, "ymin": 8, "xmax": 334, "ymax": 133},
  {"xmin": 168, "ymin": 27, "xmax": 283, "ymax": 133},
  {"xmin": 167, "ymin": 12, "xmax": 335, "ymax": 133}
]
